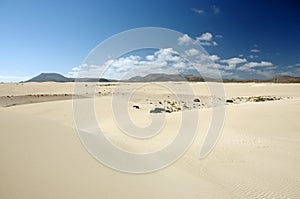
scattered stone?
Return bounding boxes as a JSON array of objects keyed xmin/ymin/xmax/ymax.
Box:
[
  {"xmin": 193, "ymin": 98, "xmax": 200, "ymax": 102},
  {"xmin": 183, "ymin": 104, "xmax": 189, "ymax": 109},
  {"xmin": 226, "ymin": 96, "xmax": 283, "ymax": 104},
  {"xmin": 150, "ymin": 107, "xmax": 165, "ymax": 113},
  {"xmin": 133, "ymin": 105, "xmax": 140, "ymax": 109}
]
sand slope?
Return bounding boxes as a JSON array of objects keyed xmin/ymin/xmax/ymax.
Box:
[{"xmin": 0, "ymin": 83, "xmax": 300, "ymax": 198}]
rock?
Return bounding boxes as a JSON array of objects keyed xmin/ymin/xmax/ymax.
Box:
[
  {"xmin": 133, "ymin": 105, "xmax": 140, "ymax": 109},
  {"xmin": 226, "ymin": 99, "xmax": 234, "ymax": 103},
  {"xmin": 193, "ymin": 98, "xmax": 200, "ymax": 102},
  {"xmin": 150, "ymin": 107, "xmax": 165, "ymax": 113}
]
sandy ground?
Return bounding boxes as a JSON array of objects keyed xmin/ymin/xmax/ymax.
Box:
[{"xmin": 0, "ymin": 82, "xmax": 300, "ymax": 198}]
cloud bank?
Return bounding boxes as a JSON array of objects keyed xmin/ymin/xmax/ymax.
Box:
[{"xmin": 70, "ymin": 33, "xmax": 299, "ymax": 80}]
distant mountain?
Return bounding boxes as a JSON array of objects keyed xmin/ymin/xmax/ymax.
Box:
[
  {"xmin": 223, "ymin": 75, "xmax": 300, "ymax": 83},
  {"xmin": 24, "ymin": 73, "xmax": 300, "ymax": 83},
  {"xmin": 128, "ymin": 73, "xmax": 186, "ymax": 82},
  {"xmin": 25, "ymin": 73, "xmax": 71, "ymax": 82},
  {"xmin": 127, "ymin": 73, "xmax": 219, "ymax": 82},
  {"xmin": 24, "ymin": 73, "xmax": 112, "ymax": 83},
  {"xmin": 268, "ymin": 75, "xmax": 300, "ymax": 83},
  {"xmin": 128, "ymin": 74, "xmax": 300, "ymax": 83}
]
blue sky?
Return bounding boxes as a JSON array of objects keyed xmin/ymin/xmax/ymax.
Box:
[{"xmin": 0, "ymin": 0, "xmax": 299, "ymax": 81}]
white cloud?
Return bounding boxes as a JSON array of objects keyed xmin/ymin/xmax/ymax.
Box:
[
  {"xmin": 70, "ymin": 31, "xmax": 284, "ymax": 80},
  {"xmin": 248, "ymin": 55, "xmax": 259, "ymax": 59},
  {"xmin": 209, "ymin": 55, "xmax": 220, "ymax": 61},
  {"xmin": 220, "ymin": 57, "xmax": 247, "ymax": 65},
  {"xmin": 218, "ymin": 57, "xmax": 247, "ymax": 70},
  {"xmin": 198, "ymin": 41, "xmax": 217, "ymax": 46},
  {"xmin": 191, "ymin": 8, "xmax": 204, "ymax": 15},
  {"xmin": 280, "ymin": 66, "xmax": 300, "ymax": 77},
  {"xmin": 178, "ymin": 33, "xmax": 218, "ymax": 47},
  {"xmin": 254, "ymin": 70, "xmax": 275, "ymax": 78},
  {"xmin": 146, "ymin": 55, "xmax": 154, "ymax": 61},
  {"xmin": 72, "ymin": 48, "xmax": 192, "ymax": 79},
  {"xmin": 154, "ymin": 48, "xmax": 180, "ymax": 62},
  {"xmin": 110, "ymin": 55, "xmax": 141, "ymax": 68},
  {"xmin": 178, "ymin": 34, "xmax": 194, "ymax": 46},
  {"xmin": 212, "ymin": 41, "xmax": 218, "ymax": 46},
  {"xmin": 247, "ymin": 61, "xmax": 273, "ymax": 68},
  {"xmin": 239, "ymin": 61, "xmax": 273, "ymax": 71},
  {"xmin": 250, "ymin": 49, "xmax": 260, "ymax": 53},
  {"xmin": 197, "ymin": 32, "xmax": 213, "ymax": 41},
  {"xmin": 286, "ymin": 63, "xmax": 300, "ymax": 69},
  {"xmin": 195, "ymin": 32, "xmax": 218, "ymax": 46},
  {"xmin": 185, "ymin": 48, "xmax": 200, "ymax": 56},
  {"xmin": 212, "ymin": 5, "xmax": 220, "ymax": 15},
  {"xmin": 191, "ymin": 6, "xmax": 220, "ymax": 16},
  {"xmin": 71, "ymin": 51, "xmax": 279, "ymax": 80},
  {"xmin": 195, "ymin": 52, "xmax": 219, "ymax": 63},
  {"xmin": 172, "ymin": 61, "xmax": 189, "ymax": 68}
]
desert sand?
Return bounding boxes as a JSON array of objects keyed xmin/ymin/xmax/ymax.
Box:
[{"xmin": 0, "ymin": 82, "xmax": 300, "ymax": 198}]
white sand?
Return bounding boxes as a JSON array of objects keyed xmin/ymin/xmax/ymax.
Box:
[{"xmin": 0, "ymin": 82, "xmax": 300, "ymax": 198}]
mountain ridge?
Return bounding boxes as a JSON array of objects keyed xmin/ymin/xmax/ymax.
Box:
[
  {"xmin": 24, "ymin": 73, "xmax": 112, "ymax": 83},
  {"xmin": 24, "ymin": 73, "xmax": 300, "ymax": 83}
]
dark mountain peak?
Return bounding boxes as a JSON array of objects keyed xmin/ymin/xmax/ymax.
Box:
[
  {"xmin": 25, "ymin": 73, "xmax": 71, "ymax": 82},
  {"xmin": 24, "ymin": 73, "xmax": 112, "ymax": 83}
]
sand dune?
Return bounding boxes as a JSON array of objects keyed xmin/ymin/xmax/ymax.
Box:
[{"xmin": 0, "ymin": 82, "xmax": 300, "ymax": 198}]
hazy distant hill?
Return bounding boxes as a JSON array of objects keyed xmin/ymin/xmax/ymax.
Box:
[
  {"xmin": 128, "ymin": 74, "xmax": 186, "ymax": 82},
  {"xmin": 24, "ymin": 73, "xmax": 111, "ymax": 82},
  {"xmin": 24, "ymin": 73, "xmax": 300, "ymax": 83},
  {"xmin": 128, "ymin": 73, "xmax": 220, "ymax": 82},
  {"xmin": 268, "ymin": 75, "xmax": 300, "ymax": 83},
  {"xmin": 128, "ymin": 74, "xmax": 300, "ymax": 83},
  {"xmin": 223, "ymin": 75, "xmax": 300, "ymax": 83},
  {"xmin": 128, "ymin": 73, "xmax": 213, "ymax": 82}
]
